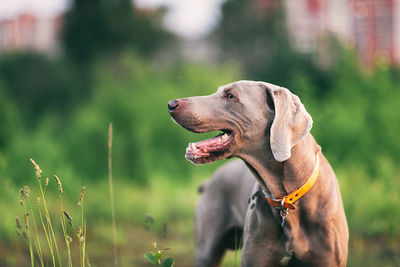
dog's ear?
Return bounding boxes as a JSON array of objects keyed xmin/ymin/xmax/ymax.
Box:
[{"xmin": 263, "ymin": 83, "xmax": 313, "ymax": 162}]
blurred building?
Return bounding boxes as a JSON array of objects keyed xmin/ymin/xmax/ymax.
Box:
[
  {"xmin": 285, "ymin": 0, "xmax": 400, "ymax": 67},
  {"xmin": 1, "ymin": 0, "xmax": 399, "ymax": 68},
  {"xmin": 0, "ymin": 13, "xmax": 62, "ymax": 54}
]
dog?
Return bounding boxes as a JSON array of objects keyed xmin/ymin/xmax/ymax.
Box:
[{"xmin": 168, "ymin": 81, "xmax": 349, "ymax": 266}]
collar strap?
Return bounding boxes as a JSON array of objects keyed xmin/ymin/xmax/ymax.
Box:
[{"xmin": 265, "ymin": 153, "xmax": 320, "ymax": 210}]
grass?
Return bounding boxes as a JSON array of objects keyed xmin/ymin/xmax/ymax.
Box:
[
  {"xmin": 3, "ymin": 165, "xmax": 400, "ymax": 266},
  {"xmin": 14, "ymin": 159, "xmax": 90, "ymax": 267}
]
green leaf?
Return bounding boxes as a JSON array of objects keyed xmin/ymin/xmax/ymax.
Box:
[
  {"xmin": 161, "ymin": 258, "xmax": 174, "ymax": 267},
  {"xmin": 154, "ymin": 252, "xmax": 163, "ymax": 260},
  {"xmin": 144, "ymin": 252, "xmax": 159, "ymax": 266}
]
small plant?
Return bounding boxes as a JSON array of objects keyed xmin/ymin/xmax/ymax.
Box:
[{"xmin": 144, "ymin": 242, "xmax": 174, "ymax": 267}]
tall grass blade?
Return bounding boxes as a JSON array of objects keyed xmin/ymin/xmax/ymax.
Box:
[
  {"xmin": 38, "ymin": 209, "xmax": 55, "ymax": 267},
  {"xmin": 108, "ymin": 123, "xmax": 119, "ymax": 266},
  {"xmin": 29, "ymin": 204, "xmax": 44, "ymax": 267}
]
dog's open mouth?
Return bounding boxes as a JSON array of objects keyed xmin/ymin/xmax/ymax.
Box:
[{"xmin": 185, "ymin": 130, "xmax": 234, "ymax": 164}]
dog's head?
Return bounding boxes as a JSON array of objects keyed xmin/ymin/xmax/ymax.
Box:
[{"xmin": 168, "ymin": 80, "xmax": 312, "ymax": 164}]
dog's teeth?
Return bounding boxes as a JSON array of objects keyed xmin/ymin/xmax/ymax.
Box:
[
  {"xmin": 221, "ymin": 133, "xmax": 229, "ymax": 141},
  {"xmin": 191, "ymin": 143, "xmax": 197, "ymax": 151}
]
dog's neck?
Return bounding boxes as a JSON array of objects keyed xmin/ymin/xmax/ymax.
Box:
[{"xmin": 241, "ymin": 134, "xmax": 320, "ymax": 198}]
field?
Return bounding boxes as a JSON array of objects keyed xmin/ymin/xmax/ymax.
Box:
[{"xmin": 3, "ymin": 168, "xmax": 400, "ymax": 267}]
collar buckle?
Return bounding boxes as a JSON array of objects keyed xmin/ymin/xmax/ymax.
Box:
[{"xmin": 263, "ymin": 153, "xmax": 321, "ymax": 225}]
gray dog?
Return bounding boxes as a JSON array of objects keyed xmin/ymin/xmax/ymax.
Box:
[{"xmin": 168, "ymin": 81, "xmax": 349, "ymax": 267}]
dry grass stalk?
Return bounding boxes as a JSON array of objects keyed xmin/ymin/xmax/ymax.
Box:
[
  {"xmin": 16, "ymin": 217, "xmax": 22, "ymax": 229},
  {"xmin": 53, "ymin": 175, "xmax": 63, "ymax": 194},
  {"xmin": 108, "ymin": 122, "xmax": 118, "ymax": 267},
  {"xmin": 29, "ymin": 158, "xmax": 42, "ymax": 179},
  {"xmin": 77, "ymin": 226, "xmax": 84, "ymax": 243},
  {"xmin": 20, "ymin": 186, "xmax": 30, "ymax": 199},
  {"xmin": 24, "ymin": 213, "xmax": 29, "ymax": 229},
  {"xmin": 29, "ymin": 159, "xmax": 61, "ymax": 266},
  {"xmin": 78, "ymin": 186, "xmax": 86, "ymax": 206}
]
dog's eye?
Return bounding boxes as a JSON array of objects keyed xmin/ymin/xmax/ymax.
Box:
[{"xmin": 227, "ymin": 92, "xmax": 235, "ymax": 99}]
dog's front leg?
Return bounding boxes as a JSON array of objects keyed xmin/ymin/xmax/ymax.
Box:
[{"xmin": 241, "ymin": 185, "xmax": 286, "ymax": 267}]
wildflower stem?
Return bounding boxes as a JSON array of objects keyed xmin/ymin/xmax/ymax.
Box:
[
  {"xmin": 60, "ymin": 195, "xmax": 73, "ymax": 267},
  {"xmin": 28, "ymin": 199, "xmax": 44, "ymax": 267},
  {"xmin": 23, "ymin": 206, "xmax": 34, "ymax": 267},
  {"xmin": 37, "ymin": 177, "xmax": 62, "ymax": 266},
  {"xmin": 83, "ymin": 220, "xmax": 87, "ymax": 267},
  {"xmin": 38, "ymin": 209, "xmax": 55, "ymax": 266},
  {"xmin": 79, "ymin": 200, "xmax": 85, "ymax": 267}
]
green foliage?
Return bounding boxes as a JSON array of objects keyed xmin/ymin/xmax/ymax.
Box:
[
  {"xmin": 299, "ymin": 52, "xmax": 400, "ymax": 177},
  {"xmin": 144, "ymin": 252, "xmax": 158, "ymax": 265},
  {"xmin": 0, "ymin": 83, "xmax": 21, "ymax": 149},
  {"xmin": 62, "ymin": 0, "xmax": 172, "ymax": 64},
  {"xmin": 161, "ymin": 258, "xmax": 174, "ymax": 267},
  {"xmin": 0, "ymin": 53, "xmax": 89, "ymax": 126}
]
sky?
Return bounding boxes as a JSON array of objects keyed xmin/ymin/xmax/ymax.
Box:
[
  {"xmin": 0, "ymin": 0, "xmax": 69, "ymax": 18},
  {"xmin": 136, "ymin": 0, "xmax": 224, "ymax": 39},
  {"xmin": 0, "ymin": 0, "xmax": 224, "ymax": 39}
]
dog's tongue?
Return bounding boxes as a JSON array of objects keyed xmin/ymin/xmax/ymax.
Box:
[{"xmin": 187, "ymin": 133, "xmax": 231, "ymax": 153}]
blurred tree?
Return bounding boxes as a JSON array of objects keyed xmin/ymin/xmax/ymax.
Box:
[
  {"xmin": 211, "ymin": 0, "xmax": 332, "ymax": 96},
  {"xmin": 62, "ymin": 0, "xmax": 172, "ymax": 64},
  {"xmin": 0, "ymin": 53, "xmax": 87, "ymax": 126}
]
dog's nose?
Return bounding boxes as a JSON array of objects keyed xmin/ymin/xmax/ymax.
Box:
[{"xmin": 168, "ymin": 100, "xmax": 179, "ymax": 112}]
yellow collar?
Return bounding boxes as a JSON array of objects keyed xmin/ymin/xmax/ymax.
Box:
[{"xmin": 265, "ymin": 153, "xmax": 320, "ymax": 210}]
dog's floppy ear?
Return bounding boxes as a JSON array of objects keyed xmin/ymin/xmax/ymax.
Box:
[{"xmin": 263, "ymin": 83, "xmax": 313, "ymax": 162}]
